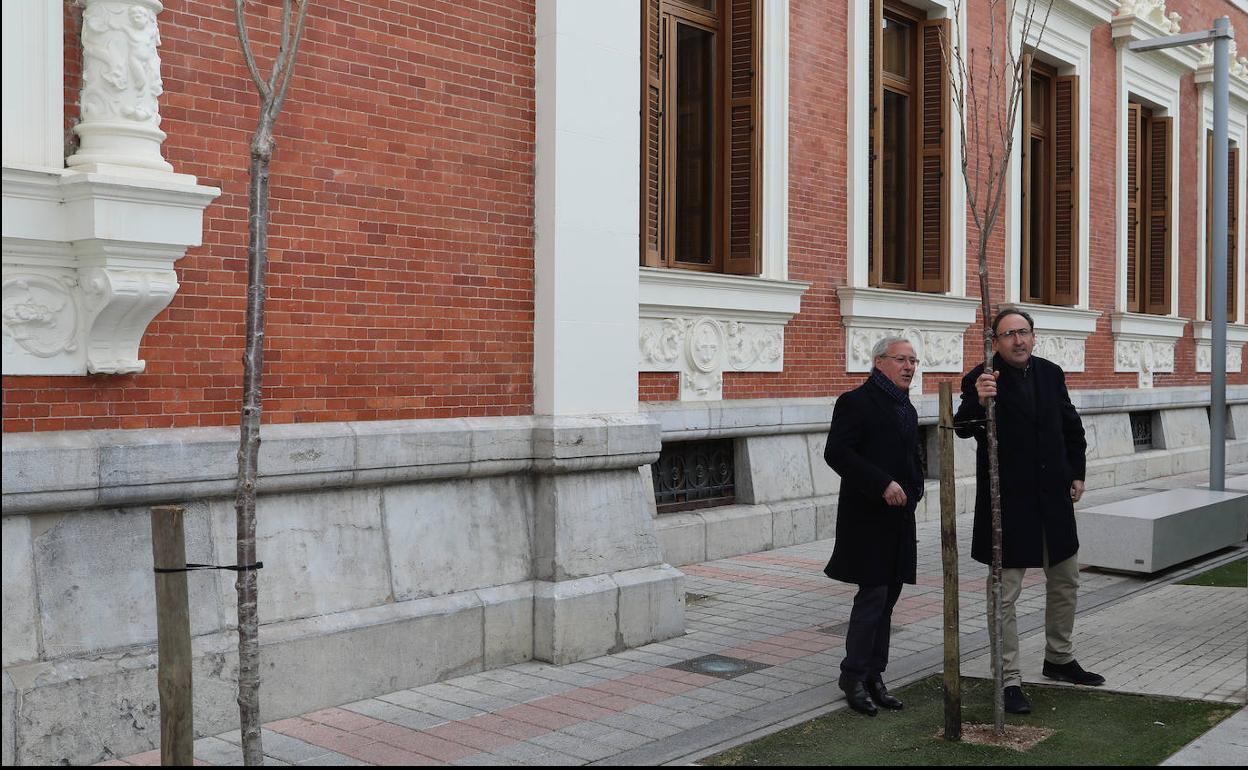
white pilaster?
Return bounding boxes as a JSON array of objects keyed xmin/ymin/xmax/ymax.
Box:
[
  {"xmin": 533, "ymin": 0, "xmax": 639, "ymax": 415},
  {"xmin": 2, "ymin": 1, "xmax": 63, "ymax": 168}
]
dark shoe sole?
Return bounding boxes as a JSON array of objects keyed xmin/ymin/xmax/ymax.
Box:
[{"xmin": 1043, "ymin": 670, "xmax": 1105, "ymax": 686}]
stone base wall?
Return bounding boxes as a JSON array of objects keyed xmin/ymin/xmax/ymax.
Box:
[
  {"xmin": 1, "ymin": 415, "xmax": 684, "ymax": 766},
  {"xmin": 650, "ymin": 391, "xmax": 1248, "ymax": 567}
]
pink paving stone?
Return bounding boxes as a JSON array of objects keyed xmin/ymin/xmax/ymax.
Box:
[
  {"xmin": 337, "ymin": 740, "xmax": 444, "ymax": 765},
  {"xmin": 529, "ymin": 696, "xmax": 617, "ymax": 721},
  {"xmin": 595, "ymin": 694, "xmax": 649, "ymax": 711},
  {"xmin": 495, "ymin": 703, "xmax": 581, "ymax": 730},
  {"xmin": 425, "ymin": 721, "xmax": 518, "ymax": 752},
  {"xmin": 381, "ymin": 731, "xmax": 480, "ymax": 763},
  {"xmin": 304, "ymin": 706, "xmax": 381, "ymax": 732},
  {"xmin": 125, "ymin": 749, "xmax": 162, "ymax": 766},
  {"xmin": 464, "ymin": 713, "xmax": 552, "ymax": 740},
  {"xmin": 643, "ymin": 667, "xmax": 685, "ymax": 680},
  {"xmin": 271, "ymin": 718, "xmax": 374, "ymax": 753},
  {"xmin": 587, "ymin": 680, "xmax": 636, "ymax": 695}
]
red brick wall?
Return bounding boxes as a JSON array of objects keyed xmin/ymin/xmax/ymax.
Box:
[{"xmin": 3, "ymin": 0, "xmax": 535, "ymax": 432}]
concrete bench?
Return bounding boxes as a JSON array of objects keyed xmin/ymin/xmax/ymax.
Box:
[{"xmin": 1077, "ymin": 485, "xmax": 1248, "ymax": 574}]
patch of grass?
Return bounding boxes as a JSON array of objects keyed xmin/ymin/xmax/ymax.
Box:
[
  {"xmin": 701, "ymin": 676, "xmax": 1236, "ymax": 766},
  {"xmin": 1178, "ymin": 557, "xmax": 1247, "ymax": 588}
]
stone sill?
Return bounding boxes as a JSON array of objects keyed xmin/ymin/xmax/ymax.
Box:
[
  {"xmin": 836, "ymin": 285, "xmax": 980, "ymax": 329},
  {"xmin": 638, "ymin": 267, "xmax": 809, "ymax": 325},
  {"xmin": 1111, "ymin": 311, "xmax": 1189, "ymax": 340},
  {"xmin": 1192, "ymin": 321, "xmax": 1248, "ymax": 344},
  {"xmin": 1004, "ymin": 302, "xmax": 1102, "ymax": 335},
  {"xmin": 1, "ymin": 414, "xmax": 662, "ymax": 515}
]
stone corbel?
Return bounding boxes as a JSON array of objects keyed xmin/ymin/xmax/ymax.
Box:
[{"xmin": 79, "ymin": 263, "xmax": 178, "ymax": 374}]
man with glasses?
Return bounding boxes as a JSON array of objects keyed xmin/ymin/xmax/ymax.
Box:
[
  {"xmin": 954, "ymin": 309, "xmax": 1101, "ymax": 716},
  {"xmin": 823, "ymin": 336, "xmax": 924, "ymax": 716}
]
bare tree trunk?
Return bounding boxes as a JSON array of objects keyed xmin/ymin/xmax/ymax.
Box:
[
  {"xmin": 232, "ymin": 1, "xmax": 311, "ymax": 764},
  {"xmin": 946, "ymin": 0, "xmax": 1052, "ymax": 734},
  {"xmin": 938, "ymin": 383, "xmax": 961, "ymax": 741}
]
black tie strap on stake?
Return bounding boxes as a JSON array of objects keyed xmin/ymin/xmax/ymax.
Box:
[{"xmin": 154, "ymin": 562, "xmax": 264, "ymax": 574}]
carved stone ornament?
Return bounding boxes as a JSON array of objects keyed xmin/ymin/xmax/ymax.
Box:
[
  {"xmin": 1195, "ymin": 343, "xmax": 1245, "ymax": 373},
  {"xmin": 1115, "ymin": 338, "xmax": 1176, "ymax": 388},
  {"xmin": 80, "ymin": 267, "xmax": 179, "ymax": 374},
  {"xmin": 67, "ymin": 0, "xmax": 174, "ymax": 173},
  {"xmin": 1196, "ymin": 40, "xmax": 1248, "ymax": 83},
  {"xmin": 846, "ymin": 327, "xmax": 964, "ymax": 371},
  {"xmin": 2, "ymin": 275, "xmax": 80, "ymax": 360},
  {"xmin": 1032, "ymin": 335, "xmax": 1086, "ymax": 372},
  {"xmin": 1114, "ymin": 0, "xmax": 1181, "ymax": 34},
  {"xmin": 639, "ymin": 316, "xmax": 784, "ymax": 402}
]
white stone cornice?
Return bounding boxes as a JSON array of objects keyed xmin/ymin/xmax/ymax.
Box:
[
  {"xmin": 1112, "ymin": 1, "xmax": 1202, "ymax": 73},
  {"xmin": 1002, "ymin": 303, "xmax": 1102, "ymax": 372},
  {"xmin": 836, "ymin": 286, "xmax": 980, "ymax": 396},
  {"xmin": 3, "ymin": 167, "xmax": 219, "ymax": 375},
  {"xmin": 1111, "ymin": 311, "xmax": 1187, "ymax": 387},
  {"xmin": 639, "ymin": 268, "xmax": 808, "ymax": 325},
  {"xmin": 1192, "ymin": 321, "xmax": 1248, "ymax": 373}
]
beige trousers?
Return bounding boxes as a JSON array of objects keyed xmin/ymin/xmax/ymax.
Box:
[{"xmin": 987, "ymin": 541, "xmax": 1079, "ymax": 688}]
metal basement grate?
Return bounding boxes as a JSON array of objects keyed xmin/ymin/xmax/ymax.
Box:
[
  {"xmin": 1130, "ymin": 411, "xmax": 1154, "ymax": 451},
  {"xmin": 651, "ymin": 439, "xmax": 736, "ymax": 513}
]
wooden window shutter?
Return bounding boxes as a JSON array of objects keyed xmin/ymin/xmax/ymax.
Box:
[
  {"xmin": 640, "ymin": 0, "xmax": 663, "ymax": 268},
  {"xmin": 1051, "ymin": 74, "xmax": 1078, "ymax": 306},
  {"xmin": 723, "ymin": 0, "xmax": 761, "ymax": 275},
  {"xmin": 1126, "ymin": 103, "xmax": 1141, "ymax": 311},
  {"xmin": 916, "ymin": 18, "xmax": 950, "ymax": 293},
  {"xmin": 1020, "ymin": 55, "xmax": 1033, "ymax": 301},
  {"xmin": 1145, "ymin": 115, "xmax": 1172, "ymax": 315},
  {"xmin": 869, "ymin": 0, "xmax": 883, "ymax": 287}
]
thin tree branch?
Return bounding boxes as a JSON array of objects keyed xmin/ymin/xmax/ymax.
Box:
[
  {"xmin": 271, "ymin": 0, "xmax": 311, "ymax": 120},
  {"xmin": 234, "ymin": 0, "xmax": 270, "ymax": 100}
]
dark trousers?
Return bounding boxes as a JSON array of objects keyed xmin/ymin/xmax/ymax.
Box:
[{"xmin": 839, "ymin": 582, "xmax": 903, "ymax": 684}]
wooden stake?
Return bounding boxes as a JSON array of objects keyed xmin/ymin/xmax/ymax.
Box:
[
  {"xmin": 150, "ymin": 505, "xmax": 193, "ymax": 766},
  {"xmin": 939, "ymin": 382, "xmax": 962, "ymax": 741}
]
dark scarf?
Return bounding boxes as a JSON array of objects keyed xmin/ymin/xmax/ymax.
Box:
[{"xmin": 869, "ymin": 367, "xmax": 918, "ymax": 448}]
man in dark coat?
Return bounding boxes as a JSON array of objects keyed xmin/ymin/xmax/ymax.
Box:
[
  {"xmin": 824, "ymin": 336, "xmax": 924, "ymax": 716},
  {"xmin": 954, "ymin": 308, "xmax": 1103, "ymax": 716}
]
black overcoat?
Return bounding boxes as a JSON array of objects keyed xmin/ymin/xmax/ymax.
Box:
[
  {"xmin": 822, "ymin": 378, "xmax": 923, "ymax": 586},
  {"xmin": 954, "ymin": 354, "xmax": 1087, "ymax": 568}
]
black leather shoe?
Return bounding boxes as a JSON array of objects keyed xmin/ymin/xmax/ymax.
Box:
[
  {"xmin": 866, "ymin": 679, "xmax": 904, "ymax": 710},
  {"xmin": 840, "ymin": 680, "xmax": 878, "ymax": 716},
  {"xmin": 1043, "ymin": 659, "xmax": 1106, "ymax": 686},
  {"xmin": 1003, "ymin": 685, "xmax": 1032, "ymax": 714}
]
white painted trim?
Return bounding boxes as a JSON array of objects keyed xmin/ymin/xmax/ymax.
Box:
[
  {"xmin": 1114, "ymin": 20, "xmax": 1193, "ymax": 317},
  {"xmin": 1005, "ymin": 1, "xmax": 1098, "ymax": 309},
  {"xmin": 1, "ymin": 1, "xmax": 63, "ymax": 169},
  {"xmin": 848, "ymin": 0, "xmax": 966, "ymax": 295},
  {"xmin": 1195, "ymin": 88, "xmax": 1248, "ymax": 324},
  {"xmin": 639, "ymin": 268, "xmax": 807, "ymax": 324},
  {"xmin": 1111, "ymin": 311, "xmax": 1187, "ymax": 339},
  {"xmin": 761, "ymin": 0, "xmax": 789, "ymax": 281}
]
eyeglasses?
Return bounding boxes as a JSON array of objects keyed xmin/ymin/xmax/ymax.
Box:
[
  {"xmin": 995, "ymin": 328, "xmax": 1034, "ymax": 340},
  {"xmin": 881, "ymin": 355, "xmax": 921, "ymax": 366}
]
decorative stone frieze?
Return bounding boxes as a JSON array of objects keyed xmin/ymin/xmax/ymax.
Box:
[
  {"xmin": 67, "ymin": 0, "xmax": 173, "ymax": 174},
  {"xmin": 1111, "ymin": 312, "xmax": 1187, "ymax": 388},
  {"xmin": 837, "ymin": 286, "xmax": 980, "ymax": 396},
  {"xmin": 639, "ymin": 316, "xmax": 784, "ymax": 401},
  {"xmin": 1192, "ymin": 321, "xmax": 1248, "ymax": 373}
]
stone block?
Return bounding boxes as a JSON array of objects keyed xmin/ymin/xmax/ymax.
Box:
[
  {"xmin": 604, "ymin": 414, "xmax": 662, "ymax": 457},
  {"xmin": 533, "ymin": 575, "xmax": 619, "ymax": 664},
  {"xmin": 925, "ymin": 426, "xmax": 977, "ymax": 478},
  {"xmin": 814, "ymin": 500, "xmax": 838, "ymax": 540},
  {"xmin": 771, "ymin": 501, "xmax": 816, "ymax": 548},
  {"xmin": 532, "ymin": 469, "xmax": 661, "ymax": 581},
  {"xmin": 95, "ymin": 427, "xmax": 235, "ymax": 491},
  {"xmin": 1083, "ymin": 463, "xmax": 1117, "ymax": 491},
  {"xmin": 385, "ymin": 476, "xmax": 535, "ymax": 600},
  {"xmin": 1078, "ymin": 488, "xmax": 1248, "ymax": 573},
  {"xmin": 33, "ymin": 503, "xmax": 222, "ymax": 659},
  {"xmin": 209, "ymin": 488, "xmax": 392, "ymax": 624},
  {"xmin": 614, "ymin": 565, "xmax": 686, "ymax": 648},
  {"xmin": 463, "ymin": 417, "xmax": 535, "ymax": 464},
  {"xmin": 2, "ymin": 516, "xmax": 38, "ymax": 666},
  {"xmin": 656, "ymin": 514, "xmax": 706, "ymax": 567},
  {"xmin": 736, "ymin": 434, "xmax": 815, "ymax": 504},
  {"xmin": 640, "ymin": 465, "xmax": 659, "ymax": 519},
  {"xmin": 350, "ymin": 418, "xmax": 473, "ymax": 482},
  {"xmin": 701, "ymin": 504, "xmax": 772, "ymax": 561},
  {"xmin": 1155, "ymin": 408, "xmax": 1211, "ymax": 450},
  {"xmin": 532, "ymin": 417, "xmax": 610, "ymax": 460},
  {"xmin": 2, "ymin": 673, "xmax": 14, "ymax": 767},
  {"xmin": 261, "ymin": 592, "xmax": 486, "ymax": 718},
  {"xmin": 781, "ymin": 399, "xmax": 833, "ymax": 429},
  {"xmin": 1143, "ymin": 452, "xmax": 1174, "ymax": 479},
  {"xmin": 479, "ymin": 583, "xmax": 534, "ymax": 669},
  {"xmin": 806, "ymin": 433, "xmax": 842, "ymax": 496},
  {"xmin": 1, "ymin": 430, "xmax": 98, "ymax": 497},
  {"xmin": 1230, "ymin": 404, "xmax": 1248, "ymax": 440},
  {"xmin": 1084, "ymin": 413, "xmax": 1136, "ymax": 459},
  {"xmin": 1172, "ymin": 447, "xmax": 1210, "ymax": 474},
  {"xmin": 1113, "ymin": 456, "xmax": 1149, "ymax": 485}
]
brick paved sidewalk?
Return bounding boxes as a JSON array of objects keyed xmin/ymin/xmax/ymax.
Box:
[{"xmin": 103, "ymin": 468, "xmax": 1247, "ymax": 766}]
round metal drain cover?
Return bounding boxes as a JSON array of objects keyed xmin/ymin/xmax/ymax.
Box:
[{"xmin": 691, "ymin": 658, "xmax": 748, "ymax": 675}]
